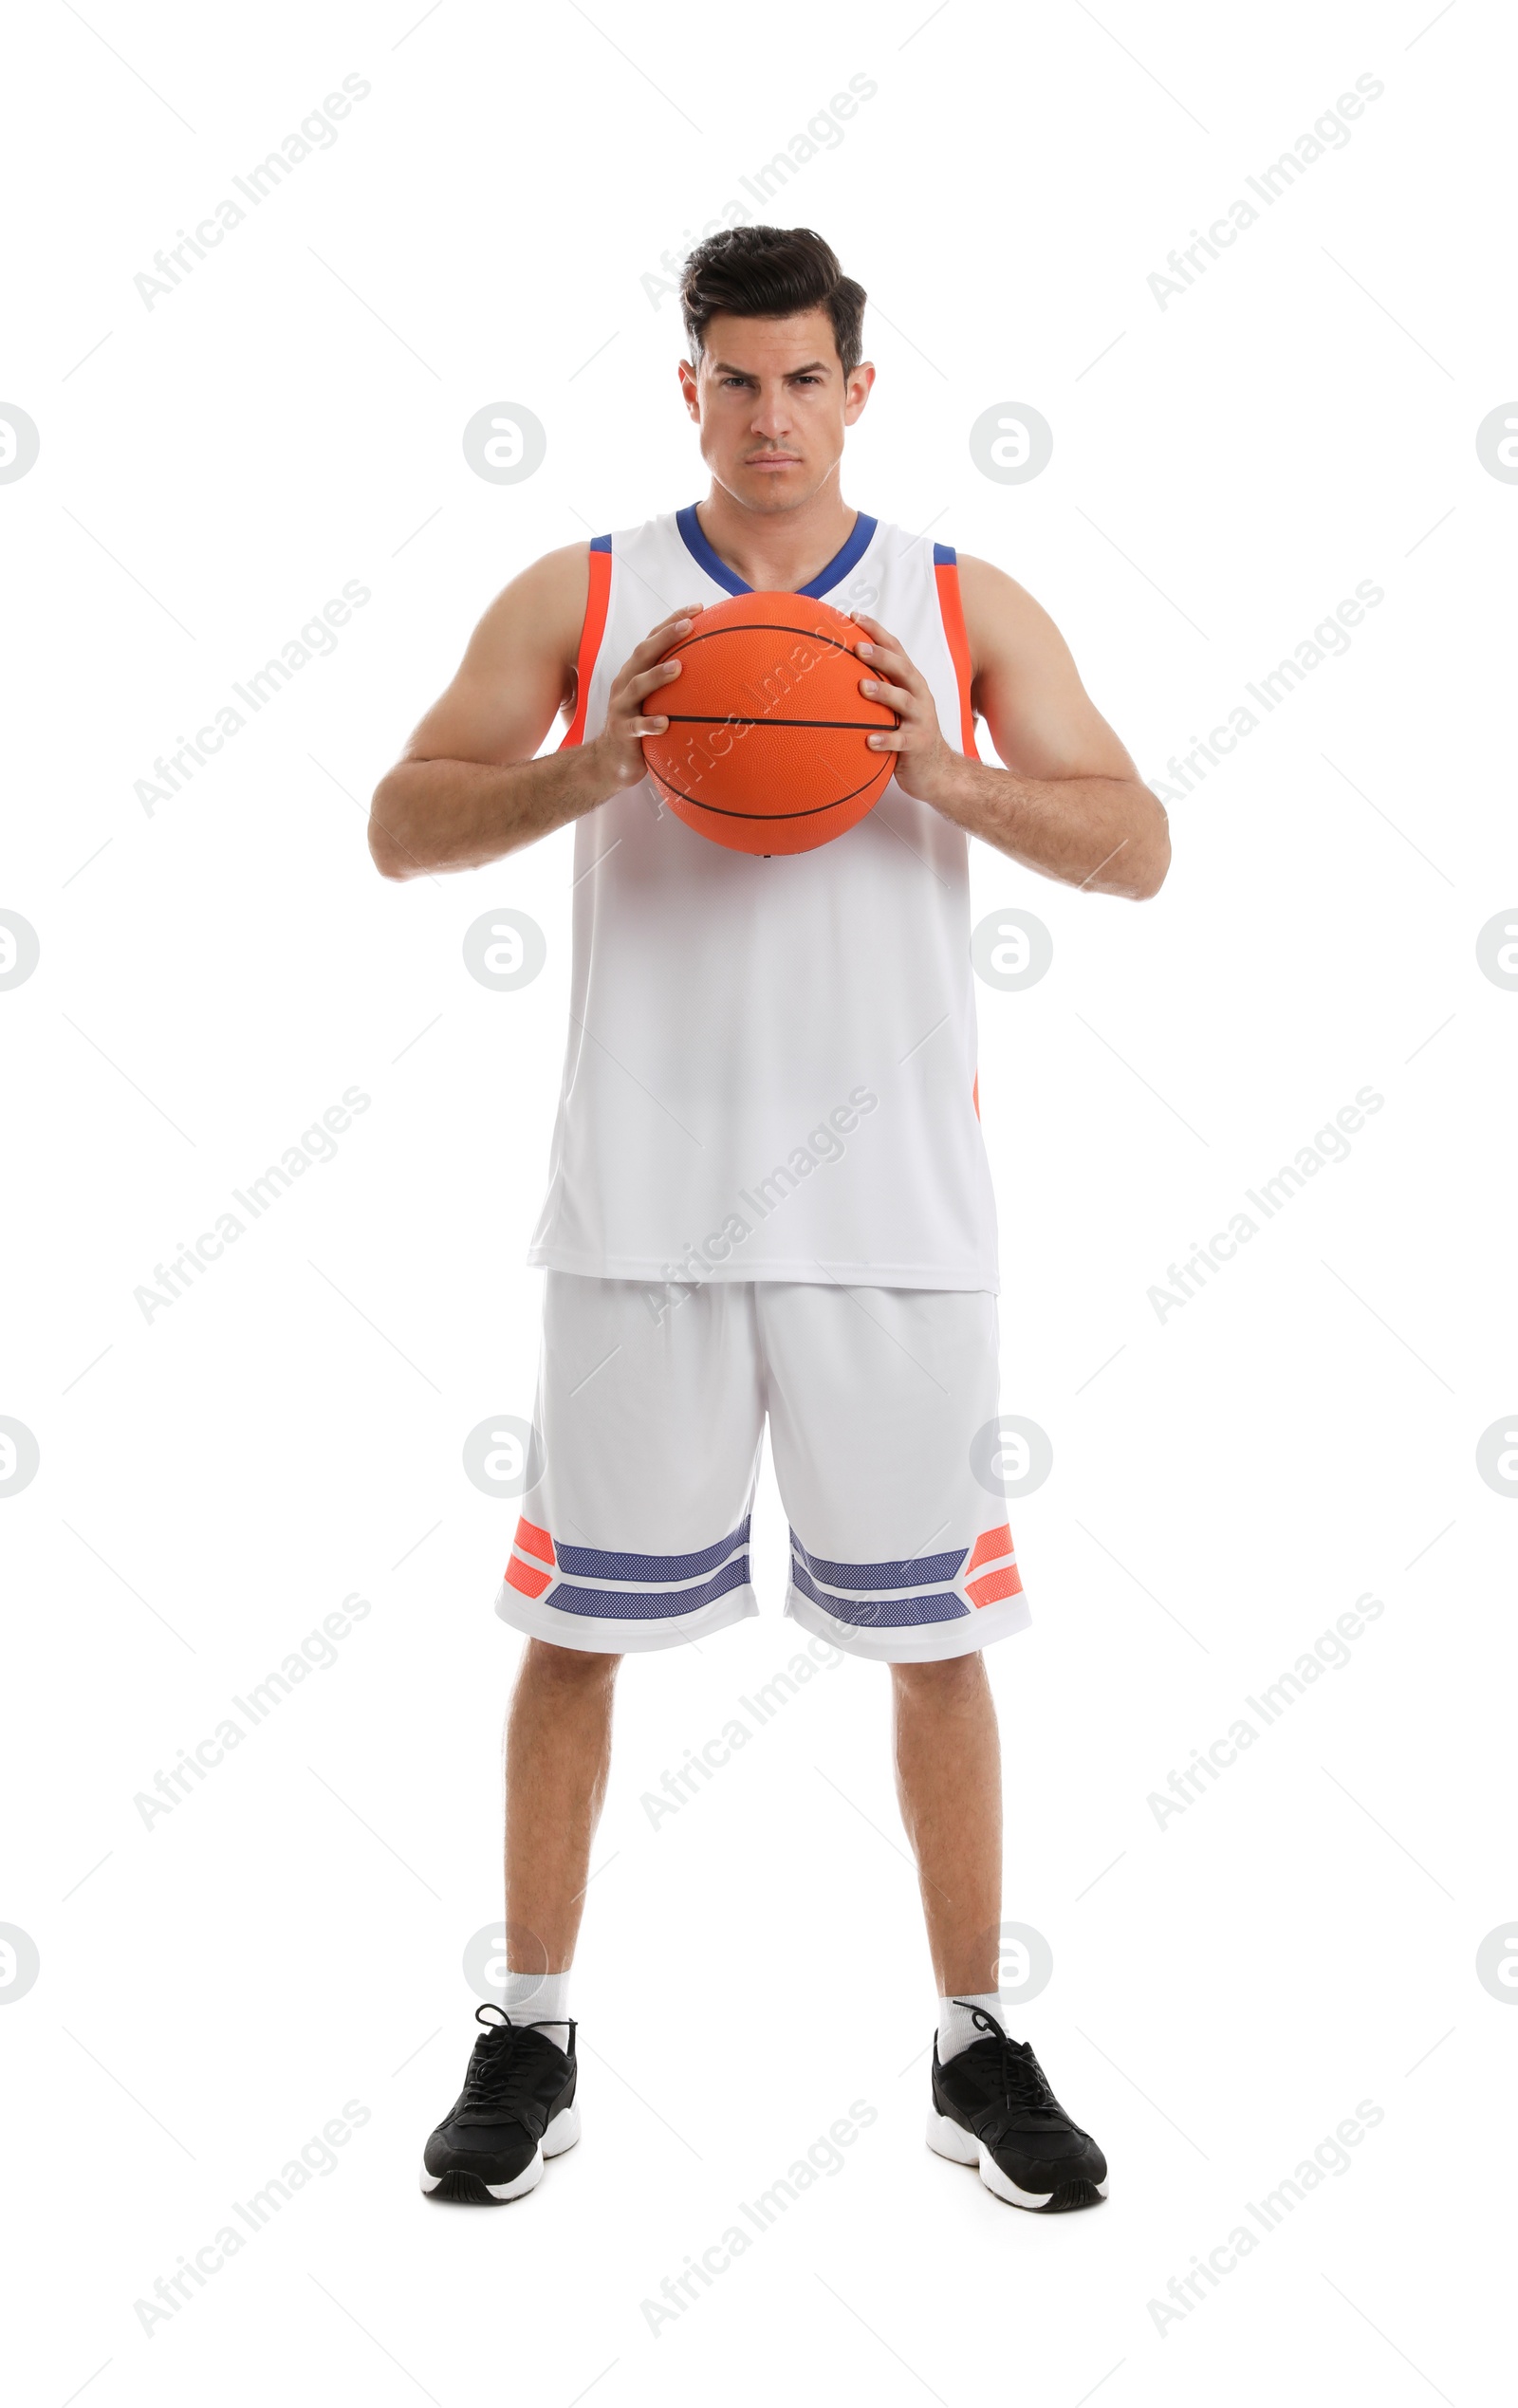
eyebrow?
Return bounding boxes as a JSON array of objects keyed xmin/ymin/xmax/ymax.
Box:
[{"xmin": 709, "ymin": 359, "xmax": 830, "ymax": 378}]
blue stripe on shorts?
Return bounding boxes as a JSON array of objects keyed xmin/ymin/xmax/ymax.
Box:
[{"xmin": 547, "ymin": 1551, "xmax": 750, "ymax": 1622}]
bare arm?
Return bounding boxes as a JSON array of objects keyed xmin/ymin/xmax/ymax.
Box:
[
  {"xmin": 853, "ymin": 555, "xmax": 1170, "ymax": 899},
  {"xmin": 367, "ymin": 543, "xmax": 697, "ymax": 880}
]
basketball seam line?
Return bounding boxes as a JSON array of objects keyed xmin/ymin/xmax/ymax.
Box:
[
  {"xmin": 667, "ymin": 623, "xmax": 858, "ymax": 655},
  {"xmin": 658, "ymin": 715, "xmax": 896, "ymax": 731},
  {"xmin": 646, "ymin": 767, "xmax": 893, "ymax": 821}
]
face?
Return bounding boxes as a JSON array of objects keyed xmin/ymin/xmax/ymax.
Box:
[{"xmin": 678, "ymin": 307, "xmax": 874, "ymax": 516}]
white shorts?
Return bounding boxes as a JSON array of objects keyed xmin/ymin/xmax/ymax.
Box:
[{"xmin": 493, "ymin": 1275, "xmax": 1030, "ymax": 1665}]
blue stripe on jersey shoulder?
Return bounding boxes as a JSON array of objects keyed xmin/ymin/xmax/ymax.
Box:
[
  {"xmin": 589, "ymin": 533, "xmax": 612, "ymax": 553},
  {"xmin": 791, "ymin": 1560, "xmax": 968, "ymax": 1628},
  {"xmin": 555, "ymin": 1518, "xmax": 750, "ymax": 1585},
  {"xmin": 676, "ymin": 504, "xmax": 879, "ymax": 601},
  {"xmin": 932, "ymin": 542, "xmax": 956, "ymax": 566},
  {"xmin": 791, "ymin": 1532, "xmax": 968, "ymax": 1590}
]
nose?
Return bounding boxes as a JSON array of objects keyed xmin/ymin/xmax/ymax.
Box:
[{"xmin": 749, "ymin": 384, "xmax": 792, "ymax": 443}]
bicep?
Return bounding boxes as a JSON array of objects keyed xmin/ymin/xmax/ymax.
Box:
[
  {"xmin": 958, "ymin": 555, "xmax": 1138, "ymax": 783},
  {"xmin": 400, "ymin": 544, "xmax": 589, "ymax": 768}
]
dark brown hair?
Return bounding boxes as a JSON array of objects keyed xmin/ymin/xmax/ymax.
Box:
[{"xmin": 680, "ymin": 226, "xmax": 866, "ymax": 376}]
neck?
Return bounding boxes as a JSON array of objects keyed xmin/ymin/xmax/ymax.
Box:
[{"xmin": 695, "ymin": 472, "xmax": 856, "ymax": 593}]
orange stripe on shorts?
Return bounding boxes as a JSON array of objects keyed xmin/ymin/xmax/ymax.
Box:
[
  {"xmin": 506, "ymin": 1555, "xmax": 552, "ymax": 1600},
  {"xmin": 966, "ymin": 1563, "xmax": 1024, "ymax": 1610},
  {"xmin": 966, "ymin": 1524, "xmax": 1013, "ymax": 1576},
  {"xmin": 514, "ymin": 1516, "xmax": 554, "ymax": 1566}
]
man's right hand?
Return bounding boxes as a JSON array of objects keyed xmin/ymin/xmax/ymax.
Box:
[{"xmin": 587, "ymin": 607, "xmax": 701, "ymax": 792}]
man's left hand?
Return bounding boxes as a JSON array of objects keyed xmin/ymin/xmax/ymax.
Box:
[{"xmin": 852, "ymin": 612, "xmax": 953, "ymax": 807}]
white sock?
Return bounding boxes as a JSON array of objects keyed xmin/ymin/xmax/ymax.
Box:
[
  {"xmin": 937, "ymin": 1991, "xmax": 1008, "ymax": 2062},
  {"xmin": 501, "ymin": 1968, "xmax": 572, "ymax": 2047}
]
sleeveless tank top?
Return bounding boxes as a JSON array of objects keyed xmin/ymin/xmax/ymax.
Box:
[{"xmin": 528, "ymin": 507, "xmax": 1000, "ymax": 1292}]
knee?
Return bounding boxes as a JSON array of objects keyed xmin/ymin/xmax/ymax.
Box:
[
  {"xmin": 523, "ymin": 1638, "xmax": 622, "ymax": 1690},
  {"xmin": 891, "ymin": 1652, "xmax": 989, "ymax": 1713}
]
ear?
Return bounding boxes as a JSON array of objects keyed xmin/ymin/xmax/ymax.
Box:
[
  {"xmin": 676, "ymin": 357, "xmax": 701, "ymax": 423},
  {"xmin": 842, "ymin": 360, "xmax": 876, "ymax": 427}
]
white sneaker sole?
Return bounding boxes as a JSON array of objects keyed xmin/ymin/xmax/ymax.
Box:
[
  {"xmin": 926, "ymin": 2105, "xmax": 1108, "ymax": 2211},
  {"xmin": 421, "ymin": 2101, "xmax": 582, "ymax": 2201}
]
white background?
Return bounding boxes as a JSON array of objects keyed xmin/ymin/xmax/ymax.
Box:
[{"xmin": 3, "ymin": 1, "xmax": 1515, "ymax": 2401}]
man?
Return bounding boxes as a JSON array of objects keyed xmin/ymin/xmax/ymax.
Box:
[{"xmin": 369, "ymin": 225, "xmax": 1168, "ymax": 2213}]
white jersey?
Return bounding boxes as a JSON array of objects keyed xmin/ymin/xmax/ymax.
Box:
[{"xmin": 528, "ymin": 507, "xmax": 1000, "ymax": 1292}]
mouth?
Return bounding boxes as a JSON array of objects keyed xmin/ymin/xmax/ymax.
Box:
[{"xmin": 745, "ymin": 453, "xmax": 801, "ymax": 470}]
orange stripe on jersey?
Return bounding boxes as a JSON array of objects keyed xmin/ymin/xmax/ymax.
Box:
[
  {"xmin": 513, "ymin": 1516, "xmax": 555, "ymax": 1566},
  {"xmin": 934, "ymin": 557, "xmax": 976, "ymax": 758},
  {"xmin": 505, "ymin": 1555, "xmax": 552, "ymax": 1600},
  {"xmin": 972, "ymin": 1070, "xmax": 980, "ymax": 1121},
  {"xmin": 966, "ymin": 1563, "xmax": 1024, "ymax": 1610},
  {"xmin": 559, "ymin": 544, "xmax": 613, "ymax": 750},
  {"xmin": 966, "ymin": 1524, "xmax": 1013, "ymax": 1576}
]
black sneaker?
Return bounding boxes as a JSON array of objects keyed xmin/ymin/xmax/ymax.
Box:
[
  {"xmin": 420, "ymin": 2006, "xmax": 580, "ymax": 2203},
  {"xmin": 928, "ymin": 2005, "xmax": 1107, "ymax": 2211}
]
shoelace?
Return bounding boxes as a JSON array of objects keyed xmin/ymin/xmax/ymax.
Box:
[
  {"xmin": 455, "ymin": 2004, "xmax": 576, "ymax": 2128},
  {"xmin": 958, "ymin": 2004, "xmax": 1068, "ymax": 2124}
]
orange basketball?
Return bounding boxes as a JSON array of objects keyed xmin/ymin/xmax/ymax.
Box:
[{"xmin": 640, "ymin": 591, "xmax": 898, "ymax": 855}]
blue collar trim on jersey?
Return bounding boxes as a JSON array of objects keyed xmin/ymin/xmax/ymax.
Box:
[{"xmin": 676, "ymin": 503, "xmax": 879, "ymax": 599}]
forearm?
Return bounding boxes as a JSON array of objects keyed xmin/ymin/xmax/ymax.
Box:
[
  {"xmin": 368, "ymin": 742, "xmax": 618, "ymax": 880},
  {"xmin": 917, "ymin": 752, "xmax": 1170, "ymax": 899}
]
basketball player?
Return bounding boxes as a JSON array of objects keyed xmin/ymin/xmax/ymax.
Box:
[{"xmin": 369, "ymin": 227, "xmax": 1169, "ymax": 2212}]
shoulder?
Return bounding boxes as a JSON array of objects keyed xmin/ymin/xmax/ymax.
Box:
[
  {"xmin": 465, "ymin": 542, "xmax": 591, "ymax": 670},
  {"xmin": 953, "ymin": 553, "xmax": 1065, "ymax": 659}
]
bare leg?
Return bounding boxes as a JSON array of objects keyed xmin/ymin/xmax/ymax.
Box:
[
  {"xmin": 503, "ymin": 1639, "xmax": 621, "ymax": 1977},
  {"xmin": 890, "ymin": 1653, "xmax": 1003, "ymax": 1997}
]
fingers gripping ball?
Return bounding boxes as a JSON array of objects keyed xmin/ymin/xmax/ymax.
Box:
[{"xmin": 639, "ymin": 592, "xmax": 898, "ymax": 855}]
